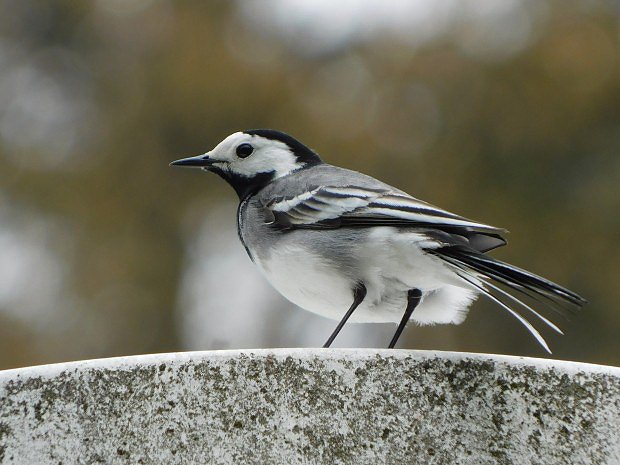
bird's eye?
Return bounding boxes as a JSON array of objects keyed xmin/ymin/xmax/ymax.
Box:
[{"xmin": 236, "ymin": 143, "xmax": 254, "ymax": 158}]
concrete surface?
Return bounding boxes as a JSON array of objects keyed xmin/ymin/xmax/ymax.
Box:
[{"xmin": 0, "ymin": 349, "xmax": 619, "ymax": 464}]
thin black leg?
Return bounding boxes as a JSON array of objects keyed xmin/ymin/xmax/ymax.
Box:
[
  {"xmin": 388, "ymin": 288, "xmax": 422, "ymax": 349},
  {"xmin": 323, "ymin": 283, "xmax": 367, "ymax": 348}
]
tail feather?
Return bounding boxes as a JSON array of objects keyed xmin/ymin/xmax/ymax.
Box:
[
  {"xmin": 428, "ymin": 246, "xmax": 587, "ymax": 352},
  {"xmin": 448, "ymin": 265, "xmax": 553, "ymax": 353},
  {"xmin": 478, "ymin": 277, "xmax": 564, "ymax": 335},
  {"xmin": 436, "ymin": 247, "xmax": 586, "ymax": 309},
  {"xmin": 447, "ymin": 255, "xmax": 575, "ymax": 319}
]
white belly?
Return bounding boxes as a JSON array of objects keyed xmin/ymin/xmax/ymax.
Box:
[
  {"xmin": 252, "ymin": 229, "xmax": 478, "ymax": 325},
  {"xmin": 253, "ymin": 242, "xmax": 417, "ymax": 324},
  {"xmin": 255, "ymin": 243, "xmax": 359, "ymax": 321}
]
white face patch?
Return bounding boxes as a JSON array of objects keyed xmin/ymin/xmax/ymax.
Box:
[{"xmin": 204, "ymin": 132, "xmax": 305, "ymax": 180}]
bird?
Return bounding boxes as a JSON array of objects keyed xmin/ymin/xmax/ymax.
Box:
[{"xmin": 171, "ymin": 129, "xmax": 586, "ymax": 352}]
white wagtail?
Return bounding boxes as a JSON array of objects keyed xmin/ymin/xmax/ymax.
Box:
[{"xmin": 171, "ymin": 129, "xmax": 586, "ymax": 352}]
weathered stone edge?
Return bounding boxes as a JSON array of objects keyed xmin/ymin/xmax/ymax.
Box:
[{"xmin": 1, "ymin": 349, "xmax": 619, "ymax": 382}]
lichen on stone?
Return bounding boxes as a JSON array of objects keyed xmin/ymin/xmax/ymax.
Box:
[{"xmin": 0, "ymin": 349, "xmax": 618, "ymax": 464}]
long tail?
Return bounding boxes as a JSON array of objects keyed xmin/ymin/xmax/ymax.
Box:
[{"xmin": 427, "ymin": 246, "xmax": 587, "ymax": 353}]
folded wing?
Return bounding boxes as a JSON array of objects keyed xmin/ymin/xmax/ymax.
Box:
[{"xmin": 265, "ymin": 185, "xmax": 507, "ymax": 252}]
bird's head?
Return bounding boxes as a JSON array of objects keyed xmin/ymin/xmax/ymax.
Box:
[{"xmin": 171, "ymin": 129, "xmax": 322, "ymax": 199}]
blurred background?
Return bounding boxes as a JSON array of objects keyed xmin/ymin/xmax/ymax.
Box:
[{"xmin": 1, "ymin": 0, "xmax": 619, "ymax": 370}]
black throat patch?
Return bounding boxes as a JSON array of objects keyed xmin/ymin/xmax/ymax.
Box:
[{"xmin": 209, "ymin": 166, "xmax": 275, "ymax": 201}]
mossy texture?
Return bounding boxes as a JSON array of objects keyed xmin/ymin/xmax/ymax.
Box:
[{"xmin": 0, "ymin": 349, "xmax": 619, "ymax": 464}]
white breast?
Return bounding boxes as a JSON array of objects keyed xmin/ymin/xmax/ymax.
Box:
[
  {"xmin": 251, "ymin": 227, "xmax": 478, "ymax": 326},
  {"xmin": 254, "ymin": 244, "xmax": 356, "ymax": 321}
]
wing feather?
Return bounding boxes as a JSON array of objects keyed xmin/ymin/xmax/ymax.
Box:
[{"xmin": 266, "ymin": 186, "xmax": 506, "ymax": 241}]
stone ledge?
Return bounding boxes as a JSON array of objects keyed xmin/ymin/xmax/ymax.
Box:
[{"xmin": 1, "ymin": 349, "xmax": 619, "ymax": 465}]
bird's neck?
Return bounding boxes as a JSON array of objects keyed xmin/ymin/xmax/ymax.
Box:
[
  {"xmin": 216, "ymin": 170, "xmax": 275, "ymax": 201},
  {"xmin": 221, "ymin": 160, "xmax": 324, "ymax": 201}
]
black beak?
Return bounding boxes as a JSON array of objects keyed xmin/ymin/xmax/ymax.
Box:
[{"xmin": 169, "ymin": 154, "xmax": 214, "ymax": 168}]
